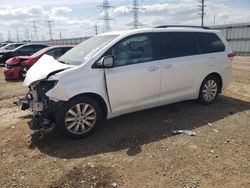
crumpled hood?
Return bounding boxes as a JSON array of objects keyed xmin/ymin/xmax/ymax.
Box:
[{"xmin": 23, "ymin": 54, "xmax": 72, "ymax": 86}]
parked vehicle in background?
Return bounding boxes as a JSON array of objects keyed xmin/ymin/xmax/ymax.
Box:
[
  {"xmin": 0, "ymin": 42, "xmax": 11, "ymax": 48},
  {"xmin": 3, "ymin": 45, "xmax": 74, "ymax": 80},
  {"xmin": 0, "ymin": 43, "xmax": 9, "ymax": 48},
  {"xmin": 17, "ymin": 26, "xmax": 234, "ymax": 139},
  {"xmin": 0, "ymin": 43, "xmax": 24, "ymax": 52},
  {"xmin": 0, "ymin": 44, "xmax": 49, "ymax": 65}
]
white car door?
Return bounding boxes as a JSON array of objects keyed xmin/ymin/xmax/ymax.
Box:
[
  {"xmin": 157, "ymin": 32, "xmax": 204, "ymax": 102},
  {"xmin": 104, "ymin": 34, "xmax": 161, "ymax": 114}
]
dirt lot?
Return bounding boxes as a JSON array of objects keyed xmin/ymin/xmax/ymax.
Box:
[{"xmin": 0, "ymin": 57, "xmax": 249, "ymax": 188}]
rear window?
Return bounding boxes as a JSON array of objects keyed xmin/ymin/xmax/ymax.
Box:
[
  {"xmin": 157, "ymin": 32, "xmax": 198, "ymax": 59},
  {"xmin": 196, "ymin": 33, "xmax": 225, "ymax": 53}
]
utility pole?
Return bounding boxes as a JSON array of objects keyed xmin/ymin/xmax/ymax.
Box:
[
  {"xmin": 93, "ymin": 24, "xmax": 99, "ymax": 35},
  {"xmin": 32, "ymin": 21, "xmax": 39, "ymax": 41},
  {"xmin": 126, "ymin": 0, "xmax": 145, "ymax": 29},
  {"xmin": 46, "ymin": 20, "xmax": 54, "ymax": 40},
  {"xmin": 16, "ymin": 29, "xmax": 19, "ymax": 42},
  {"xmin": 25, "ymin": 29, "xmax": 30, "ymax": 41},
  {"xmin": 59, "ymin": 32, "xmax": 62, "ymax": 39},
  {"xmin": 8, "ymin": 30, "xmax": 11, "ymax": 41},
  {"xmin": 198, "ymin": 0, "xmax": 206, "ymax": 26},
  {"xmin": 98, "ymin": 0, "xmax": 114, "ymax": 33},
  {"xmin": 0, "ymin": 33, "xmax": 3, "ymax": 43}
]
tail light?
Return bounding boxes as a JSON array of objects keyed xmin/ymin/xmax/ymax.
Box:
[
  {"xmin": 6, "ymin": 57, "xmax": 20, "ymax": 65},
  {"xmin": 227, "ymin": 52, "xmax": 235, "ymax": 61},
  {"xmin": 22, "ymin": 58, "xmax": 36, "ymax": 66}
]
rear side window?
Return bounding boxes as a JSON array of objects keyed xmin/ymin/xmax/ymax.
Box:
[
  {"xmin": 32, "ymin": 45, "xmax": 47, "ymax": 51},
  {"xmin": 157, "ymin": 32, "xmax": 198, "ymax": 59},
  {"xmin": 196, "ymin": 33, "xmax": 225, "ymax": 53}
]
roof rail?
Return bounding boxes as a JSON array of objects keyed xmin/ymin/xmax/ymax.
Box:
[{"xmin": 155, "ymin": 25, "xmax": 211, "ymax": 29}]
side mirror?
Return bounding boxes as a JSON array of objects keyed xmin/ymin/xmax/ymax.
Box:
[{"xmin": 102, "ymin": 55, "xmax": 114, "ymax": 68}]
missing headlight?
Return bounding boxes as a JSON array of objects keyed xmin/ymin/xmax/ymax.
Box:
[{"xmin": 37, "ymin": 80, "xmax": 58, "ymax": 100}]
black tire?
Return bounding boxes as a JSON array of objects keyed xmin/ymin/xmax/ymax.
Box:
[
  {"xmin": 55, "ymin": 96, "xmax": 103, "ymax": 139},
  {"xmin": 198, "ymin": 76, "xmax": 220, "ymax": 105},
  {"xmin": 20, "ymin": 67, "xmax": 29, "ymax": 79}
]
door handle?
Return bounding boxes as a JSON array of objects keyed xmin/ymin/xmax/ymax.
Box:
[
  {"xmin": 163, "ymin": 64, "xmax": 173, "ymax": 69},
  {"xmin": 209, "ymin": 57, "xmax": 215, "ymax": 59},
  {"xmin": 147, "ymin": 66, "xmax": 159, "ymax": 72}
]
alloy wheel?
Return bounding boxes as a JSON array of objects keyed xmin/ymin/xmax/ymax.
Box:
[
  {"xmin": 22, "ymin": 67, "xmax": 28, "ymax": 78},
  {"xmin": 65, "ymin": 103, "xmax": 97, "ymax": 135},
  {"xmin": 202, "ymin": 79, "xmax": 218, "ymax": 102}
]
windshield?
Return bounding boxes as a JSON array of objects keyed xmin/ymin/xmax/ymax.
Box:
[
  {"xmin": 31, "ymin": 47, "xmax": 50, "ymax": 57},
  {"xmin": 59, "ymin": 35, "xmax": 118, "ymax": 65}
]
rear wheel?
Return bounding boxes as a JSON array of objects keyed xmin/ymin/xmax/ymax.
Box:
[
  {"xmin": 56, "ymin": 96, "xmax": 102, "ymax": 139},
  {"xmin": 198, "ymin": 76, "xmax": 220, "ymax": 104},
  {"xmin": 20, "ymin": 67, "xmax": 29, "ymax": 79}
]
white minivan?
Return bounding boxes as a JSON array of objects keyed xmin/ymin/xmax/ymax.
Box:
[{"xmin": 19, "ymin": 26, "xmax": 234, "ymax": 138}]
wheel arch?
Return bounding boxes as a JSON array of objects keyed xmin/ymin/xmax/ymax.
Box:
[
  {"xmin": 69, "ymin": 93, "xmax": 108, "ymax": 118},
  {"xmin": 202, "ymin": 72, "xmax": 223, "ymax": 93}
]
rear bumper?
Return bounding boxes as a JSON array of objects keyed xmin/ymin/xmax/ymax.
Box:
[
  {"xmin": 221, "ymin": 67, "xmax": 233, "ymax": 91},
  {"xmin": 3, "ymin": 67, "xmax": 22, "ymax": 79}
]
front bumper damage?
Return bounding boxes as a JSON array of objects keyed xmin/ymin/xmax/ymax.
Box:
[{"xmin": 15, "ymin": 81, "xmax": 61, "ymax": 133}]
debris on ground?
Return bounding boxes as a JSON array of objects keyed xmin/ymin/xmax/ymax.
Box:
[
  {"xmin": 213, "ymin": 129, "xmax": 220, "ymax": 133},
  {"xmin": 111, "ymin": 181, "xmax": 117, "ymax": 187},
  {"xmin": 171, "ymin": 130, "xmax": 196, "ymax": 136}
]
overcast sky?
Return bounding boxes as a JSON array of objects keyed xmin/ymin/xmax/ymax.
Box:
[{"xmin": 0, "ymin": 0, "xmax": 249, "ymax": 41}]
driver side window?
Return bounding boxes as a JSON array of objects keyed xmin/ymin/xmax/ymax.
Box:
[{"xmin": 112, "ymin": 34, "xmax": 153, "ymax": 67}]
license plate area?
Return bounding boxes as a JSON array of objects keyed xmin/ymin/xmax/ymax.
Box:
[{"xmin": 30, "ymin": 101, "xmax": 43, "ymax": 111}]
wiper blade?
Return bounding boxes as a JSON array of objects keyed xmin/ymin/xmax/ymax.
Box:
[{"xmin": 59, "ymin": 60, "xmax": 69, "ymax": 65}]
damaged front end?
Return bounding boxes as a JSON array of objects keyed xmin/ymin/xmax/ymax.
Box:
[
  {"xmin": 14, "ymin": 54, "xmax": 72, "ymax": 135},
  {"xmin": 16, "ymin": 80, "xmax": 61, "ymax": 133}
]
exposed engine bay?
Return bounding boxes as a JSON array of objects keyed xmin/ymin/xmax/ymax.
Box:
[
  {"xmin": 15, "ymin": 80, "xmax": 61, "ymax": 134},
  {"xmin": 14, "ymin": 55, "xmax": 72, "ymax": 135}
]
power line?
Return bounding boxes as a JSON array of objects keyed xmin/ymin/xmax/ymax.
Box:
[
  {"xmin": 98, "ymin": 0, "xmax": 115, "ymax": 33},
  {"xmin": 198, "ymin": 0, "xmax": 206, "ymax": 26},
  {"xmin": 126, "ymin": 0, "xmax": 146, "ymax": 29}
]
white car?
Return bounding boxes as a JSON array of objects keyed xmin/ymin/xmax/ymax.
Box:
[{"xmin": 19, "ymin": 26, "xmax": 234, "ymax": 138}]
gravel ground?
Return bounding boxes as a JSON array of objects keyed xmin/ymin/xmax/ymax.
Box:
[{"xmin": 0, "ymin": 57, "xmax": 249, "ymax": 188}]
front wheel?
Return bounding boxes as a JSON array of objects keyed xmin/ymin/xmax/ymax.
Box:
[
  {"xmin": 20, "ymin": 67, "xmax": 29, "ymax": 79},
  {"xmin": 56, "ymin": 96, "xmax": 102, "ymax": 139},
  {"xmin": 198, "ymin": 76, "xmax": 220, "ymax": 104}
]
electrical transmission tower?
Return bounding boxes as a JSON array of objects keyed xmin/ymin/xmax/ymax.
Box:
[
  {"xmin": 32, "ymin": 21, "xmax": 39, "ymax": 41},
  {"xmin": 46, "ymin": 20, "xmax": 54, "ymax": 40},
  {"xmin": 98, "ymin": 0, "xmax": 114, "ymax": 33},
  {"xmin": 198, "ymin": 0, "xmax": 206, "ymax": 26},
  {"xmin": 126, "ymin": 0, "xmax": 145, "ymax": 29}
]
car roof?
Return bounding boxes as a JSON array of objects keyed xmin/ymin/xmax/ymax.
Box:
[
  {"xmin": 45, "ymin": 45, "xmax": 74, "ymax": 50},
  {"xmin": 101, "ymin": 27, "xmax": 220, "ymax": 37},
  {"xmin": 13, "ymin": 43, "xmax": 49, "ymax": 51}
]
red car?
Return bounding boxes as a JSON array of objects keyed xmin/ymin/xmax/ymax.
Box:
[{"xmin": 3, "ymin": 45, "xmax": 74, "ymax": 80}]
